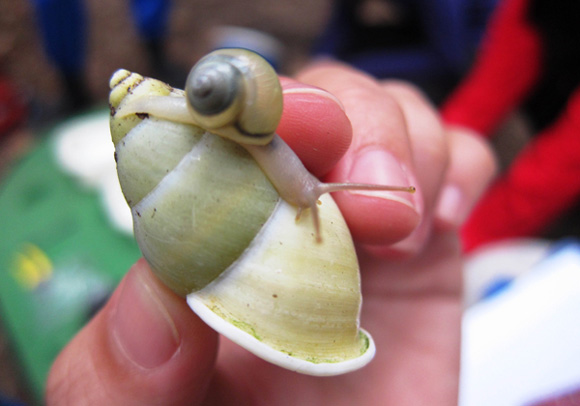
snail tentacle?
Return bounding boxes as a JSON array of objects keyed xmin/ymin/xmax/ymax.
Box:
[
  {"xmin": 243, "ymin": 135, "xmax": 415, "ymax": 242},
  {"xmin": 318, "ymin": 183, "xmax": 416, "ymax": 194}
]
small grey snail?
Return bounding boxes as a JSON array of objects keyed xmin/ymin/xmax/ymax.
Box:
[{"xmin": 109, "ymin": 48, "xmax": 414, "ymax": 375}]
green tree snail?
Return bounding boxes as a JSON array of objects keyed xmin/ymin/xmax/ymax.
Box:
[{"xmin": 108, "ymin": 48, "xmax": 415, "ymax": 376}]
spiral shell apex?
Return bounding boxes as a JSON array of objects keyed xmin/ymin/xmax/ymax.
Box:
[{"xmin": 108, "ymin": 59, "xmax": 375, "ymax": 375}]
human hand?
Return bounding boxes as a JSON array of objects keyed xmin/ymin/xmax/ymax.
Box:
[{"xmin": 46, "ymin": 62, "xmax": 495, "ymax": 405}]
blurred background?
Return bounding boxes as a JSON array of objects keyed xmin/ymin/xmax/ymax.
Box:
[
  {"xmin": 0, "ymin": 0, "xmax": 329, "ymax": 126},
  {"xmin": 1, "ymin": 0, "xmax": 579, "ymax": 405}
]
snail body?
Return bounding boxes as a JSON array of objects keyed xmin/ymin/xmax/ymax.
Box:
[{"xmin": 109, "ymin": 49, "xmax": 414, "ymax": 375}]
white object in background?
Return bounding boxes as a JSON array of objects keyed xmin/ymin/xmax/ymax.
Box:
[
  {"xmin": 460, "ymin": 242, "xmax": 580, "ymax": 406},
  {"xmin": 53, "ymin": 112, "xmax": 133, "ymax": 235},
  {"xmin": 463, "ymin": 239, "xmax": 551, "ymax": 307}
]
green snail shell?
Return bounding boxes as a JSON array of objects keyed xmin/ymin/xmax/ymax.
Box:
[{"xmin": 108, "ymin": 68, "xmax": 375, "ymax": 375}]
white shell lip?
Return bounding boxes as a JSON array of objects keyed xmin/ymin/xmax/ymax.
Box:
[
  {"xmin": 187, "ymin": 294, "xmax": 376, "ymax": 376},
  {"xmin": 185, "ymin": 196, "xmax": 376, "ymax": 376}
]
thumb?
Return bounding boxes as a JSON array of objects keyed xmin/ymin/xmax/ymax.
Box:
[{"xmin": 46, "ymin": 259, "xmax": 218, "ymax": 406}]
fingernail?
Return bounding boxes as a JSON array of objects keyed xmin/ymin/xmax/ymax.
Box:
[
  {"xmin": 348, "ymin": 148, "xmax": 417, "ymax": 210},
  {"xmin": 282, "ymin": 84, "xmax": 345, "ymax": 111},
  {"xmin": 436, "ymin": 184, "xmax": 466, "ymax": 227},
  {"xmin": 111, "ymin": 264, "xmax": 180, "ymax": 369}
]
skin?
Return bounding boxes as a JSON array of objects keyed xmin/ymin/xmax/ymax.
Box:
[{"xmin": 46, "ymin": 61, "xmax": 496, "ymax": 405}]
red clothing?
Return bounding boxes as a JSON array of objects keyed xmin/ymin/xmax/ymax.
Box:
[
  {"xmin": 440, "ymin": 0, "xmax": 580, "ymax": 251},
  {"xmin": 0, "ymin": 76, "xmax": 26, "ymax": 137},
  {"xmin": 441, "ymin": 0, "xmax": 542, "ymax": 136}
]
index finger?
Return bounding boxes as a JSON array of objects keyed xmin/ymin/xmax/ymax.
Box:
[
  {"xmin": 296, "ymin": 62, "xmax": 421, "ymax": 245},
  {"xmin": 277, "ymin": 77, "xmax": 352, "ymax": 177}
]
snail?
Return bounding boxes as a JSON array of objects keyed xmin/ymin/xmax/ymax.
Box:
[{"xmin": 108, "ymin": 48, "xmax": 414, "ymax": 376}]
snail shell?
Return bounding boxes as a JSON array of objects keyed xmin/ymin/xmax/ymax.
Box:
[
  {"xmin": 108, "ymin": 54, "xmax": 375, "ymax": 375},
  {"xmin": 185, "ymin": 48, "xmax": 282, "ymax": 145}
]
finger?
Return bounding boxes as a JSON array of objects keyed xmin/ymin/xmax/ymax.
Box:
[
  {"xmin": 372, "ymin": 81, "xmax": 449, "ymax": 256},
  {"xmin": 277, "ymin": 77, "xmax": 352, "ymax": 177},
  {"xmin": 296, "ymin": 62, "xmax": 421, "ymax": 245},
  {"xmin": 383, "ymin": 81, "xmax": 448, "ymax": 210},
  {"xmin": 46, "ymin": 259, "xmax": 218, "ymax": 406},
  {"xmin": 434, "ymin": 126, "xmax": 497, "ymax": 230}
]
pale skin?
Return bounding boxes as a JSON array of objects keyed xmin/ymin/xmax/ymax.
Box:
[{"xmin": 46, "ymin": 61, "xmax": 496, "ymax": 405}]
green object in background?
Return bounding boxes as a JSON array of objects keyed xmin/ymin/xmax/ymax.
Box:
[{"xmin": 0, "ymin": 112, "xmax": 141, "ymax": 402}]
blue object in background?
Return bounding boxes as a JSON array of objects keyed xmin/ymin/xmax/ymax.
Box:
[
  {"xmin": 30, "ymin": 0, "xmax": 91, "ymax": 112},
  {"xmin": 130, "ymin": 0, "xmax": 171, "ymax": 42},
  {"xmin": 129, "ymin": 0, "xmax": 183, "ymax": 86},
  {"xmin": 480, "ymin": 276, "xmax": 513, "ymax": 300},
  {"xmin": 314, "ymin": 0, "xmax": 499, "ymax": 88},
  {"xmin": 31, "ymin": 0, "xmax": 173, "ymax": 70},
  {"xmin": 30, "ymin": 0, "xmax": 176, "ymax": 106},
  {"xmin": 461, "ymin": 239, "xmax": 580, "ymax": 405},
  {"xmin": 30, "ymin": 0, "xmax": 87, "ymax": 76},
  {"xmin": 0, "ymin": 393, "xmax": 25, "ymax": 406}
]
